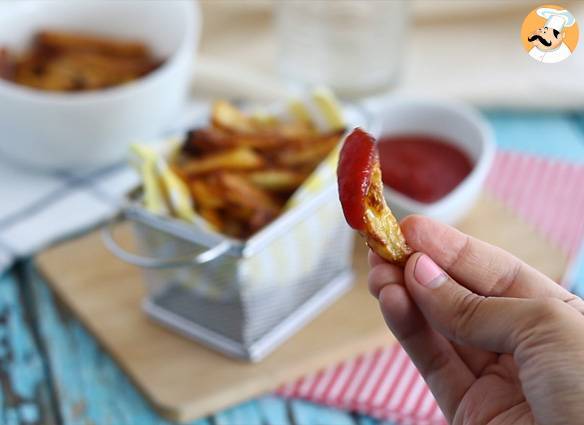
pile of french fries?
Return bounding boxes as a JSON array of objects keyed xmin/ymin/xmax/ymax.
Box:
[
  {"xmin": 0, "ymin": 30, "xmax": 161, "ymax": 92},
  {"xmin": 169, "ymin": 101, "xmax": 345, "ymax": 238}
]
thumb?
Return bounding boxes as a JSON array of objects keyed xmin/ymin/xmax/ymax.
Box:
[{"xmin": 404, "ymin": 253, "xmax": 575, "ymax": 354}]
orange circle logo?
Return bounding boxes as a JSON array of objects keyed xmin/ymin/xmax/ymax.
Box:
[{"xmin": 521, "ymin": 5, "xmax": 579, "ymax": 63}]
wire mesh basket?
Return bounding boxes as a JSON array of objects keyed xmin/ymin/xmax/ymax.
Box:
[
  {"xmin": 104, "ymin": 184, "xmax": 355, "ymax": 361},
  {"xmin": 101, "ymin": 99, "xmax": 375, "ymax": 361}
]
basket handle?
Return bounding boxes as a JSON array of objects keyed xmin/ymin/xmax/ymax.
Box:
[{"xmin": 101, "ymin": 214, "xmax": 231, "ymax": 269}]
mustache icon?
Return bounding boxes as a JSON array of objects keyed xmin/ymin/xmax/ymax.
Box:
[{"xmin": 528, "ymin": 34, "xmax": 552, "ymax": 47}]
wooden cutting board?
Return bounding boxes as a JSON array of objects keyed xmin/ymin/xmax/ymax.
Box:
[{"xmin": 35, "ymin": 194, "xmax": 568, "ymax": 422}]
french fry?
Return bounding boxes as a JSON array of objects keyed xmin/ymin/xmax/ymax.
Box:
[
  {"xmin": 36, "ymin": 30, "xmax": 150, "ymax": 58},
  {"xmin": 211, "ymin": 100, "xmax": 257, "ymax": 134},
  {"xmin": 213, "ymin": 173, "xmax": 282, "ymax": 237},
  {"xmin": 273, "ymin": 134, "xmax": 340, "ymax": 167},
  {"xmin": 247, "ymin": 170, "xmax": 308, "ymax": 192},
  {"xmin": 1, "ymin": 30, "xmax": 160, "ymax": 92},
  {"xmin": 0, "ymin": 48, "xmax": 15, "ymax": 80},
  {"xmin": 337, "ymin": 128, "xmax": 412, "ymax": 265},
  {"xmin": 144, "ymin": 93, "xmax": 346, "ymax": 239},
  {"xmin": 189, "ymin": 179, "xmax": 225, "ymax": 209},
  {"xmin": 197, "ymin": 207, "xmax": 224, "ymax": 231},
  {"xmin": 183, "ymin": 128, "xmax": 285, "ymax": 153},
  {"xmin": 217, "ymin": 173, "xmax": 280, "ymax": 213},
  {"xmin": 180, "ymin": 147, "xmax": 265, "ymax": 176}
]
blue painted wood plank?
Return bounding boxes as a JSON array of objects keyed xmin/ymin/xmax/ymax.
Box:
[
  {"xmin": 485, "ymin": 111, "xmax": 584, "ymax": 163},
  {"xmin": 289, "ymin": 399, "xmax": 357, "ymax": 425},
  {"xmin": 256, "ymin": 396, "xmax": 291, "ymax": 425},
  {"xmin": 26, "ymin": 263, "xmax": 211, "ymax": 425},
  {"xmin": 0, "ymin": 269, "xmax": 56, "ymax": 425},
  {"xmin": 214, "ymin": 400, "xmax": 264, "ymax": 425},
  {"xmin": 357, "ymin": 415, "xmax": 393, "ymax": 425}
]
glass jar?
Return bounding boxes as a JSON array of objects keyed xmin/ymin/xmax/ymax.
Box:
[{"xmin": 275, "ymin": 0, "xmax": 409, "ymax": 99}]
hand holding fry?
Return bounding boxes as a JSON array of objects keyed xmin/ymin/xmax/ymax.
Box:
[{"xmin": 369, "ymin": 216, "xmax": 584, "ymax": 425}]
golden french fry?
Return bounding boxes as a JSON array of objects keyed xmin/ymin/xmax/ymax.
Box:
[
  {"xmin": 198, "ymin": 207, "xmax": 224, "ymax": 231},
  {"xmin": 274, "ymin": 134, "xmax": 340, "ymax": 167},
  {"xmin": 362, "ymin": 161, "xmax": 412, "ymax": 265},
  {"xmin": 189, "ymin": 179, "xmax": 225, "ymax": 209},
  {"xmin": 247, "ymin": 170, "xmax": 307, "ymax": 191},
  {"xmin": 184, "ymin": 128, "xmax": 284, "ymax": 153},
  {"xmin": 217, "ymin": 173, "xmax": 280, "ymax": 213},
  {"xmin": 180, "ymin": 147, "xmax": 264, "ymax": 175},
  {"xmin": 3, "ymin": 30, "xmax": 160, "ymax": 92},
  {"xmin": 211, "ymin": 100, "xmax": 257, "ymax": 134},
  {"xmin": 338, "ymin": 128, "xmax": 411, "ymax": 265},
  {"xmin": 213, "ymin": 173, "xmax": 282, "ymax": 238},
  {"xmin": 0, "ymin": 48, "xmax": 14, "ymax": 80},
  {"xmin": 36, "ymin": 30, "xmax": 150, "ymax": 58},
  {"xmin": 162, "ymin": 92, "xmax": 346, "ymax": 239}
]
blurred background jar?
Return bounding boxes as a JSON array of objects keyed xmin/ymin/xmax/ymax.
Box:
[{"xmin": 275, "ymin": 0, "xmax": 409, "ymax": 99}]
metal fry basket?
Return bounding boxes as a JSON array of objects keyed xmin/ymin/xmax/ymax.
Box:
[{"xmin": 104, "ymin": 184, "xmax": 355, "ymax": 361}]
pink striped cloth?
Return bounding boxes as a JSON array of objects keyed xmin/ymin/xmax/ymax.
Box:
[
  {"xmin": 278, "ymin": 345, "xmax": 447, "ymax": 425},
  {"xmin": 485, "ymin": 150, "xmax": 584, "ymax": 258},
  {"xmin": 277, "ymin": 151, "xmax": 584, "ymax": 424}
]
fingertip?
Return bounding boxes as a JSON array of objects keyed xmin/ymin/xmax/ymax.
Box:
[
  {"xmin": 400, "ymin": 214, "xmax": 425, "ymax": 230},
  {"xmin": 378, "ymin": 283, "xmax": 425, "ymax": 339},
  {"xmin": 368, "ymin": 262, "xmax": 404, "ymax": 298},
  {"xmin": 404, "ymin": 252, "xmax": 424, "ymax": 290},
  {"xmin": 368, "ymin": 249, "xmax": 385, "ymax": 268}
]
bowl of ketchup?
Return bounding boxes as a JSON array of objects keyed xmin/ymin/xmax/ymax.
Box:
[{"xmin": 368, "ymin": 97, "xmax": 494, "ymax": 224}]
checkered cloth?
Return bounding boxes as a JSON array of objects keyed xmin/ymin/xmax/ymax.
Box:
[
  {"xmin": 0, "ymin": 161, "xmax": 135, "ymax": 273},
  {"xmin": 0, "ymin": 101, "xmax": 209, "ymax": 274}
]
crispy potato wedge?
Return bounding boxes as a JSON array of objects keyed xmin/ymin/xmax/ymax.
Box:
[
  {"xmin": 36, "ymin": 30, "xmax": 150, "ymax": 58},
  {"xmin": 217, "ymin": 173, "xmax": 280, "ymax": 213},
  {"xmin": 154, "ymin": 98, "xmax": 346, "ymax": 239},
  {"xmin": 337, "ymin": 128, "xmax": 412, "ymax": 265},
  {"xmin": 247, "ymin": 170, "xmax": 308, "ymax": 192},
  {"xmin": 363, "ymin": 162, "xmax": 412, "ymax": 265},
  {"xmin": 197, "ymin": 207, "xmax": 224, "ymax": 231},
  {"xmin": 184, "ymin": 127, "xmax": 286, "ymax": 153},
  {"xmin": 215, "ymin": 173, "xmax": 282, "ymax": 237},
  {"xmin": 180, "ymin": 147, "xmax": 265, "ymax": 176},
  {"xmin": 0, "ymin": 48, "xmax": 14, "ymax": 79},
  {"xmin": 274, "ymin": 134, "xmax": 340, "ymax": 167},
  {"xmin": 189, "ymin": 179, "xmax": 226, "ymax": 209},
  {"xmin": 211, "ymin": 100, "xmax": 257, "ymax": 134},
  {"xmin": 1, "ymin": 30, "xmax": 160, "ymax": 92}
]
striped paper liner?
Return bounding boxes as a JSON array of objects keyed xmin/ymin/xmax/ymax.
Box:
[{"xmin": 278, "ymin": 151, "xmax": 584, "ymax": 424}]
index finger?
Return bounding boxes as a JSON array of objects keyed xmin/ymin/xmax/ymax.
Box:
[{"xmin": 401, "ymin": 215, "xmax": 584, "ymax": 312}]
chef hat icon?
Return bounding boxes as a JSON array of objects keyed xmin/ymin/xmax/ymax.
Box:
[{"xmin": 536, "ymin": 7, "xmax": 576, "ymax": 32}]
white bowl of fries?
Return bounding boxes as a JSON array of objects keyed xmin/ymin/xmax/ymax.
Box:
[{"xmin": 0, "ymin": 0, "xmax": 200, "ymax": 170}]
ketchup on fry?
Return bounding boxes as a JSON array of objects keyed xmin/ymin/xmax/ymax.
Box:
[
  {"xmin": 337, "ymin": 128, "xmax": 377, "ymax": 231},
  {"xmin": 378, "ymin": 135, "xmax": 473, "ymax": 204}
]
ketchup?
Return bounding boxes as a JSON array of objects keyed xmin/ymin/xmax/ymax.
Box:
[
  {"xmin": 378, "ymin": 135, "xmax": 473, "ymax": 204},
  {"xmin": 337, "ymin": 128, "xmax": 377, "ymax": 231}
]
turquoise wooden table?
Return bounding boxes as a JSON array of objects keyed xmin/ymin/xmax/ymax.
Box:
[{"xmin": 1, "ymin": 112, "xmax": 583, "ymax": 425}]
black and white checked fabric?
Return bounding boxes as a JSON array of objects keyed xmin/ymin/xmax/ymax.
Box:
[
  {"xmin": 0, "ymin": 101, "xmax": 209, "ymax": 273},
  {"xmin": 0, "ymin": 157, "xmax": 137, "ymax": 272}
]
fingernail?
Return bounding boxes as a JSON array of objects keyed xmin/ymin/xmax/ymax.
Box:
[{"xmin": 414, "ymin": 255, "xmax": 447, "ymax": 288}]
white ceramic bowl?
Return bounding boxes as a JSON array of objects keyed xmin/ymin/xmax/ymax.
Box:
[
  {"xmin": 0, "ymin": 0, "xmax": 200, "ymax": 171},
  {"xmin": 365, "ymin": 97, "xmax": 495, "ymax": 224}
]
